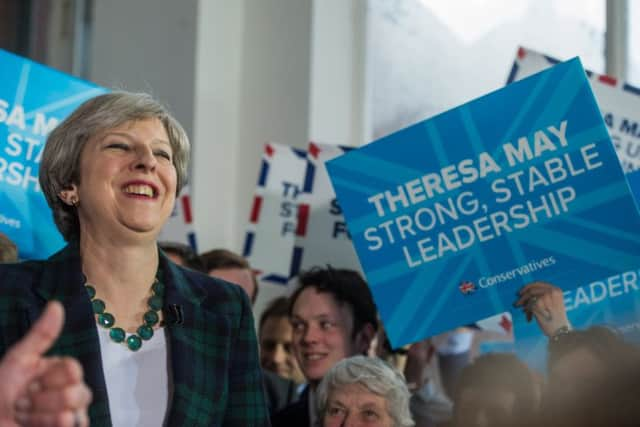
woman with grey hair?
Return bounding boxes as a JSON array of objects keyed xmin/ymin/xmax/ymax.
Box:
[
  {"xmin": 316, "ymin": 355, "xmax": 414, "ymax": 427},
  {"xmin": 0, "ymin": 92, "xmax": 269, "ymax": 426}
]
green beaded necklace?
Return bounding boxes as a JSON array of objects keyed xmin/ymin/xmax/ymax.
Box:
[{"xmin": 85, "ymin": 277, "xmax": 165, "ymax": 352}]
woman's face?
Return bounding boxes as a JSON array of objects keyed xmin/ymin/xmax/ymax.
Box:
[
  {"xmin": 71, "ymin": 118, "xmax": 177, "ymax": 240},
  {"xmin": 323, "ymin": 383, "xmax": 393, "ymax": 427}
]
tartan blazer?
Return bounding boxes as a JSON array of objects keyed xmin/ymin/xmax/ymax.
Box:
[{"xmin": 0, "ymin": 242, "xmax": 270, "ymax": 427}]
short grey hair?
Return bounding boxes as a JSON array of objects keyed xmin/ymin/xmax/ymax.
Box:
[
  {"xmin": 316, "ymin": 356, "xmax": 414, "ymax": 427},
  {"xmin": 39, "ymin": 91, "xmax": 190, "ymax": 241}
]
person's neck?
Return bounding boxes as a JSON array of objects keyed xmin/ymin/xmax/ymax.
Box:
[{"xmin": 79, "ymin": 231, "xmax": 160, "ymax": 332}]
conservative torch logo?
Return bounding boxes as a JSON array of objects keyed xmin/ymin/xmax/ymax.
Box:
[{"xmin": 459, "ymin": 281, "xmax": 476, "ymax": 295}]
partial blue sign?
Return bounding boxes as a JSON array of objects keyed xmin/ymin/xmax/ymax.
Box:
[
  {"xmin": 485, "ymin": 48, "xmax": 640, "ymax": 372},
  {"xmin": 481, "ymin": 266, "xmax": 640, "ymax": 373},
  {"xmin": 628, "ymin": 169, "xmax": 640, "ymax": 204},
  {"xmin": 327, "ymin": 58, "xmax": 640, "ymax": 348},
  {"xmin": 0, "ymin": 49, "xmax": 107, "ymax": 259}
]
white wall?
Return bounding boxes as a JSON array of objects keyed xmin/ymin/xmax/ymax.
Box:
[
  {"xmin": 88, "ymin": 0, "xmax": 366, "ymax": 266},
  {"xmin": 89, "ymin": 0, "xmax": 198, "ymax": 138},
  {"xmin": 308, "ymin": 0, "xmax": 368, "ymax": 146},
  {"xmin": 192, "ymin": 0, "xmax": 314, "ymax": 254},
  {"xmin": 232, "ymin": 0, "xmax": 313, "ymax": 251},
  {"xmin": 191, "ymin": 0, "xmax": 245, "ymax": 252}
]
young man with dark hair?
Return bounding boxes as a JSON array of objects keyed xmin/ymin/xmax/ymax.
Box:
[{"xmin": 271, "ymin": 267, "xmax": 378, "ymax": 427}]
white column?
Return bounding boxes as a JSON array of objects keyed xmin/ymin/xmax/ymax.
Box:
[
  {"xmin": 308, "ymin": 0, "xmax": 370, "ymax": 146},
  {"xmin": 605, "ymin": 0, "xmax": 628, "ymax": 80},
  {"xmin": 89, "ymin": 0, "xmax": 198, "ymax": 138},
  {"xmin": 193, "ymin": 0, "xmax": 313, "ymax": 251}
]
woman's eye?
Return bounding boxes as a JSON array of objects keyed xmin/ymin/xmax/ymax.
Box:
[
  {"xmin": 107, "ymin": 142, "xmax": 130, "ymax": 150},
  {"xmin": 154, "ymin": 150, "xmax": 172, "ymax": 161},
  {"xmin": 363, "ymin": 409, "xmax": 380, "ymax": 420},
  {"xmin": 327, "ymin": 406, "xmax": 344, "ymax": 417}
]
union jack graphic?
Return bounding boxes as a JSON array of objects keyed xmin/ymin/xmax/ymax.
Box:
[
  {"xmin": 499, "ymin": 314, "xmax": 513, "ymax": 333},
  {"xmin": 459, "ymin": 281, "xmax": 476, "ymax": 295}
]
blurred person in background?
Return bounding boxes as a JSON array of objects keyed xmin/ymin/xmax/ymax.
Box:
[
  {"xmin": 370, "ymin": 323, "xmax": 410, "ymax": 374},
  {"xmin": 517, "ymin": 281, "xmax": 640, "ymax": 427},
  {"xmin": 450, "ymin": 353, "xmax": 540, "ymax": 427},
  {"xmin": 372, "ymin": 322, "xmax": 453, "ymax": 427},
  {"xmin": 431, "ymin": 328, "xmax": 474, "ymax": 399},
  {"xmin": 402, "ymin": 339, "xmax": 453, "ymax": 427},
  {"xmin": 158, "ymin": 240, "xmax": 204, "ymax": 271},
  {"xmin": 0, "ymin": 232, "xmax": 18, "ymax": 263},
  {"xmin": 200, "ymin": 248, "xmax": 258, "ymax": 303},
  {"xmin": 259, "ymin": 296, "xmax": 305, "ymax": 384},
  {"xmin": 259, "ymin": 296, "xmax": 304, "ymax": 414}
]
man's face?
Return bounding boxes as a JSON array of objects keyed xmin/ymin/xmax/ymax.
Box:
[
  {"xmin": 259, "ymin": 315, "xmax": 305, "ymax": 383},
  {"xmin": 208, "ymin": 267, "xmax": 256, "ymax": 302},
  {"xmin": 290, "ymin": 287, "xmax": 363, "ymax": 385}
]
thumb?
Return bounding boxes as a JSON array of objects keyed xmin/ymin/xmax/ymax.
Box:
[
  {"xmin": 0, "ymin": 302, "xmax": 65, "ymax": 420},
  {"xmin": 5, "ymin": 301, "xmax": 65, "ymax": 365}
]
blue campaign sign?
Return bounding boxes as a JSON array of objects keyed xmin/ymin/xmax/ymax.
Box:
[
  {"xmin": 326, "ymin": 58, "xmax": 640, "ymax": 348},
  {"xmin": 0, "ymin": 49, "xmax": 107, "ymax": 259},
  {"xmin": 507, "ymin": 169, "xmax": 640, "ymax": 372},
  {"xmin": 628, "ymin": 169, "xmax": 640, "ymax": 204},
  {"xmin": 481, "ymin": 266, "xmax": 640, "ymax": 373}
]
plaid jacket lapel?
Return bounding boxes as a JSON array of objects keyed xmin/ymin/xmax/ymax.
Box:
[
  {"xmin": 161, "ymin": 258, "xmax": 269, "ymax": 426},
  {"xmin": 162, "ymin": 260, "xmax": 224, "ymax": 426},
  {"xmin": 32, "ymin": 242, "xmax": 113, "ymax": 426}
]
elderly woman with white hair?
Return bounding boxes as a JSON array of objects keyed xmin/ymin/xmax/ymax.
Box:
[{"xmin": 316, "ymin": 355, "xmax": 414, "ymax": 427}]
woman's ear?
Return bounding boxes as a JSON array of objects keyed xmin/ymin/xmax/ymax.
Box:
[{"xmin": 59, "ymin": 185, "xmax": 79, "ymax": 206}]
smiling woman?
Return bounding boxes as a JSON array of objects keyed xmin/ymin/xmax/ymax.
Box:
[
  {"xmin": 39, "ymin": 93, "xmax": 190, "ymax": 243},
  {"xmin": 0, "ymin": 92, "xmax": 269, "ymax": 426}
]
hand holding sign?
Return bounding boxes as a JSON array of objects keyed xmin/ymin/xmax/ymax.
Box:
[{"xmin": 515, "ymin": 282, "xmax": 570, "ymax": 337}]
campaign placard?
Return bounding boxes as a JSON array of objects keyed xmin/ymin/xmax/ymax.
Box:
[
  {"xmin": 501, "ymin": 47, "xmax": 640, "ymax": 371},
  {"xmin": 296, "ymin": 142, "xmax": 363, "ymax": 273},
  {"xmin": 508, "ymin": 47, "xmax": 640, "ymax": 173},
  {"xmin": 0, "ymin": 49, "xmax": 107, "ymax": 259},
  {"xmin": 242, "ymin": 143, "xmax": 307, "ymax": 284},
  {"xmin": 327, "ymin": 58, "xmax": 640, "ymax": 348}
]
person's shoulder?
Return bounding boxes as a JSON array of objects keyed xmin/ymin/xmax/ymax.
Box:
[
  {"xmin": 0, "ymin": 259, "xmax": 46, "ymax": 292},
  {"xmin": 176, "ymin": 265, "xmax": 245, "ymax": 297},
  {"xmin": 170, "ymin": 263, "xmax": 251, "ymax": 311},
  {"xmin": 263, "ymin": 370, "xmax": 299, "ymax": 413},
  {"xmin": 270, "ymin": 396, "xmax": 309, "ymax": 427}
]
